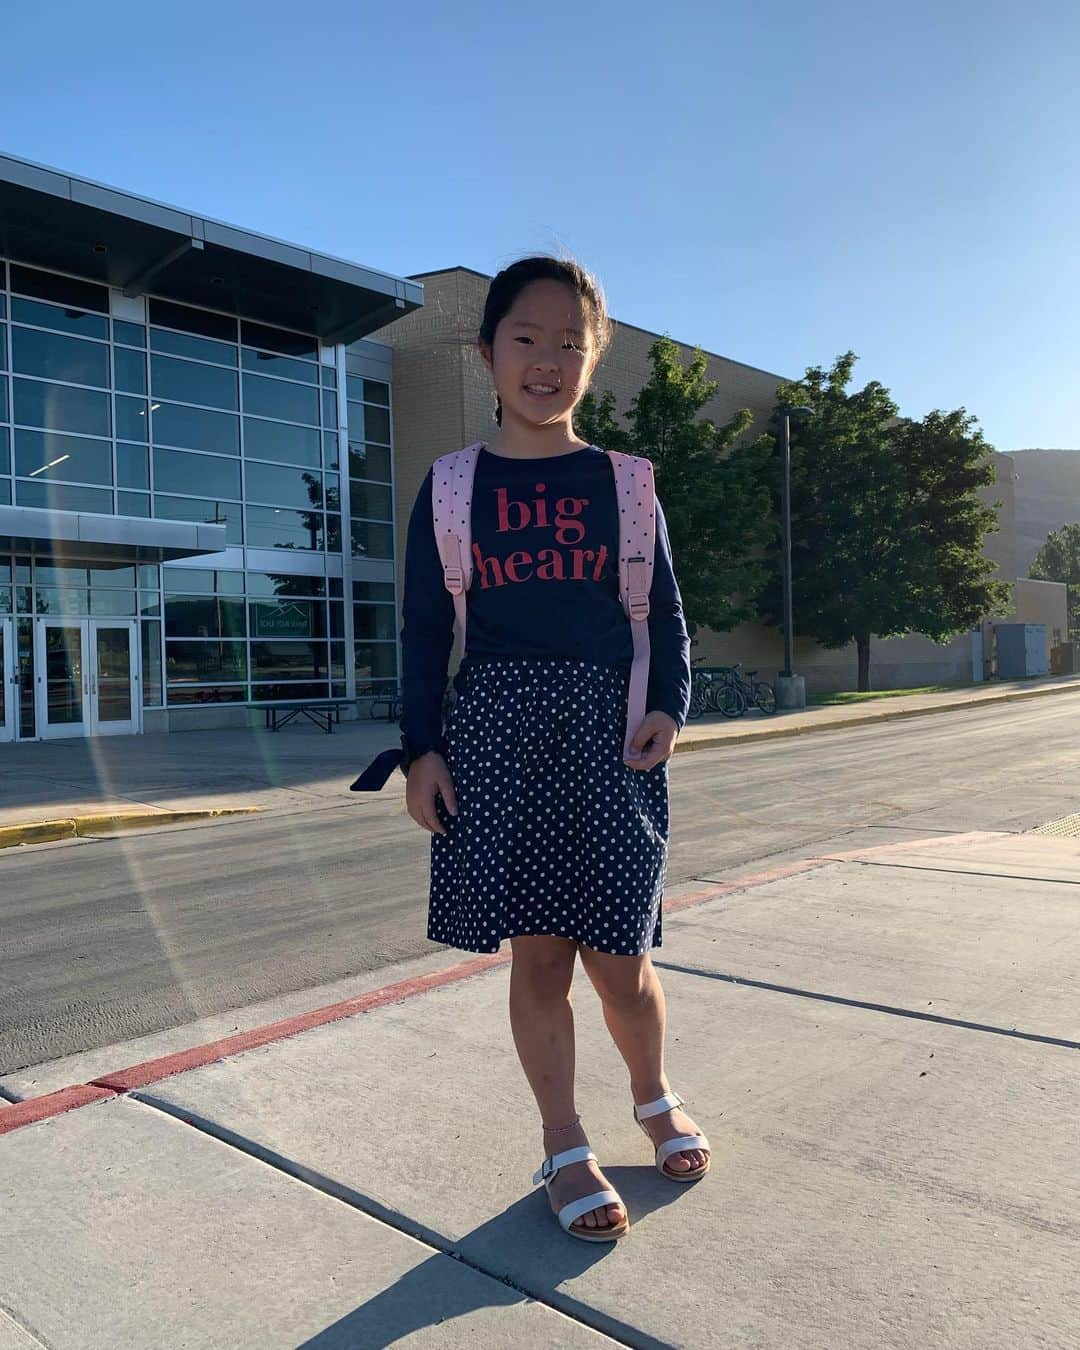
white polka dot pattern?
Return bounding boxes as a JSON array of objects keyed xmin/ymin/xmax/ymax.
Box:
[{"xmin": 429, "ymin": 657, "xmax": 669, "ymax": 955}]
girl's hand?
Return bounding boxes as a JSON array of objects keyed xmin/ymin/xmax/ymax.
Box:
[
  {"xmin": 405, "ymin": 751, "xmax": 459, "ymax": 834},
  {"xmin": 624, "ymin": 711, "xmax": 678, "ymax": 770}
]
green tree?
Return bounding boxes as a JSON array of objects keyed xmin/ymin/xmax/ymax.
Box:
[
  {"xmin": 752, "ymin": 352, "xmax": 1012, "ymax": 690},
  {"xmin": 1030, "ymin": 522, "xmax": 1080, "ymax": 639},
  {"xmin": 576, "ymin": 335, "xmax": 773, "ymax": 636}
]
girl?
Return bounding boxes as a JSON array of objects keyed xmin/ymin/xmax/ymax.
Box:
[{"xmin": 360, "ymin": 255, "xmax": 709, "ymax": 1242}]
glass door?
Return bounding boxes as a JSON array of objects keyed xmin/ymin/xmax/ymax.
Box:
[
  {"xmin": 36, "ymin": 620, "xmax": 89, "ymax": 739},
  {"xmin": 0, "ymin": 618, "xmax": 14, "ymax": 742},
  {"xmin": 34, "ymin": 619, "xmax": 141, "ymax": 738},
  {"xmin": 89, "ymin": 620, "xmax": 140, "ymax": 736}
]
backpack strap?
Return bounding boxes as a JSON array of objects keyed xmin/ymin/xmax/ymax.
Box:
[
  {"xmin": 432, "ymin": 441, "xmax": 656, "ymax": 766},
  {"xmin": 432, "ymin": 442, "xmax": 483, "ymax": 651},
  {"xmin": 606, "ymin": 450, "xmax": 656, "ymax": 763}
]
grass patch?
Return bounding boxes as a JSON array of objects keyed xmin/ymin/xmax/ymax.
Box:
[{"xmin": 807, "ymin": 683, "xmax": 979, "ymax": 706}]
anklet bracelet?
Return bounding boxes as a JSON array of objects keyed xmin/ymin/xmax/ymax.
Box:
[{"xmin": 542, "ymin": 1114, "xmax": 581, "ymax": 1133}]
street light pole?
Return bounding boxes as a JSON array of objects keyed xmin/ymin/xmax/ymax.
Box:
[{"xmin": 777, "ymin": 405, "xmax": 813, "ymax": 706}]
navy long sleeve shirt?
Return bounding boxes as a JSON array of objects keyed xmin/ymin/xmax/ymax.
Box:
[{"xmin": 399, "ymin": 444, "xmax": 691, "ymax": 761}]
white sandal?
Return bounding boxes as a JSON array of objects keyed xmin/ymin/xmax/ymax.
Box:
[
  {"xmin": 633, "ymin": 1091, "xmax": 711, "ymax": 1182},
  {"xmin": 532, "ymin": 1144, "xmax": 630, "ymax": 1242}
]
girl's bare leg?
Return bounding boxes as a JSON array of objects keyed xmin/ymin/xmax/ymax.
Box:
[
  {"xmin": 577, "ymin": 946, "xmax": 709, "ymax": 1173},
  {"xmin": 508, "ymin": 934, "xmax": 625, "ymax": 1230}
]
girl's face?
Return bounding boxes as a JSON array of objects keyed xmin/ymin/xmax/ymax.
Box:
[{"xmin": 479, "ymin": 279, "xmax": 597, "ymax": 431}]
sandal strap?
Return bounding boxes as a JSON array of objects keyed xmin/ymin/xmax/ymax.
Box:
[
  {"xmin": 557, "ymin": 1189, "xmax": 624, "ymax": 1232},
  {"xmin": 532, "ymin": 1144, "xmax": 595, "ymax": 1187},
  {"xmin": 656, "ymin": 1133, "xmax": 710, "ymax": 1167},
  {"xmin": 633, "ymin": 1090, "xmax": 684, "ymax": 1121}
]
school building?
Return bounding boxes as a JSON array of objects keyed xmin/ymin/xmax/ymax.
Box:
[
  {"xmin": 0, "ymin": 154, "xmax": 1064, "ymax": 744},
  {"xmin": 0, "ymin": 152, "xmax": 415, "ymax": 743}
]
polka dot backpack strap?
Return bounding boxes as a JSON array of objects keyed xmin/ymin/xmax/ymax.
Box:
[
  {"xmin": 432, "ymin": 442, "xmax": 483, "ymax": 650},
  {"xmin": 605, "ymin": 450, "xmax": 656, "ymax": 762}
]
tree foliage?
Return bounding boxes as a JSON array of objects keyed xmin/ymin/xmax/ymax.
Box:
[{"xmin": 1030, "ymin": 522, "xmax": 1080, "ymax": 638}]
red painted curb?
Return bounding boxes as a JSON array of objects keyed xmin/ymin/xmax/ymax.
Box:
[
  {"xmin": 0, "ymin": 1084, "xmax": 115, "ymax": 1136},
  {"xmin": 0, "ymin": 834, "xmax": 973, "ymax": 1136}
]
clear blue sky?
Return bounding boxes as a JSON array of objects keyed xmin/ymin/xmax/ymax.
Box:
[{"xmin": 4, "ymin": 0, "xmax": 1077, "ymax": 452}]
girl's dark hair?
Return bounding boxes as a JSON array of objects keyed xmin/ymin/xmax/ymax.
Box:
[{"xmin": 478, "ymin": 254, "xmax": 614, "ymax": 426}]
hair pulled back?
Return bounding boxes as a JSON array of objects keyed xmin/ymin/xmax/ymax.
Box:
[{"xmin": 478, "ymin": 254, "xmax": 613, "ymax": 427}]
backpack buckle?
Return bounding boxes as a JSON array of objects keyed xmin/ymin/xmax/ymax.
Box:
[
  {"xmin": 628, "ymin": 591, "xmax": 650, "ymax": 619},
  {"xmin": 443, "ymin": 564, "xmax": 465, "ymax": 594}
]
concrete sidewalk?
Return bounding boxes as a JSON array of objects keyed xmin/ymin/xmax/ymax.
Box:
[
  {"xmin": 2, "ymin": 673, "xmax": 1079, "ymax": 842},
  {"xmin": 2, "ymin": 828, "xmax": 1078, "ymax": 1348}
]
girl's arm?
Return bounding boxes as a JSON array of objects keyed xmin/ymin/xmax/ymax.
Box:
[
  {"xmin": 645, "ymin": 496, "xmax": 692, "ymax": 728},
  {"xmin": 399, "ymin": 466, "xmax": 456, "ymax": 760}
]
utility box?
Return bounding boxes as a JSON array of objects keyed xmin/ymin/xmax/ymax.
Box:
[
  {"xmin": 995, "ymin": 623, "xmax": 1048, "ymax": 679},
  {"xmin": 1050, "ymin": 641, "xmax": 1079, "ymax": 675}
]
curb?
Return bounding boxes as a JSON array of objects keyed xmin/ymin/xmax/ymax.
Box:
[
  {"xmin": 671, "ymin": 678, "xmax": 1080, "ymax": 755},
  {"xmin": 0, "ymin": 807, "xmax": 261, "ymax": 851}
]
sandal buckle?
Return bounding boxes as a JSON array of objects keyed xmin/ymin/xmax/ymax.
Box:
[{"xmin": 541, "ymin": 1156, "xmax": 555, "ymax": 1181}]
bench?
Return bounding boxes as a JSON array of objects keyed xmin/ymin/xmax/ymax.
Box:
[{"xmin": 256, "ymin": 699, "xmax": 351, "ymax": 734}]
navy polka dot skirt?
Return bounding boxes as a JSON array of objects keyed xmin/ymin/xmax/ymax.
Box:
[{"xmin": 429, "ymin": 656, "xmax": 669, "ymax": 956}]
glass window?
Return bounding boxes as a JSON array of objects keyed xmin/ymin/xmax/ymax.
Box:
[
  {"xmin": 151, "ymin": 327, "xmax": 238, "ymax": 367},
  {"xmin": 322, "ymin": 390, "xmax": 337, "ymax": 430},
  {"xmin": 353, "ymin": 579, "xmax": 396, "ymax": 603},
  {"xmin": 243, "ymin": 373, "xmax": 319, "ymax": 426},
  {"xmin": 35, "ymin": 587, "xmax": 90, "ymax": 616},
  {"xmin": 250, "ymin": 598, "xmax": 326, "ymax": 639},
  {"xmin": 354, "ymin": 641, "xmax": 398, "ymax": 682},
  {"xmin": 13, "ymin": 328, "xmax": 109, "ymax": 387},
  {"xmin": 0, "ymin": 480, "xmax": 10, "ymax": 507},
  {"xmin": 251, "ymin": 680, "xmax": 330, "ymax": 702},
  {"xmin": 11, "ymin": 297, "xmax": 109, "ymax": 341},
  {"xmin": 149, "ymin": 298, "xmax": 236, "ymax": 344},
  {"xmin": 320, "ymin": 365, "xmax": 337, "ymax": 389},
  {"xmin": 347, "ymin": 443, "xmax": 391, "ymax": 482},
  {"xmin": 240, "ymin": 321, "xmax": 318, "ymax": 361},
  {"xmin": 0, "ymin": 426, "xmax": 10, "ymax": 475},
  {"xmin": 349, "ymin": 481, "xmax": 392, "ymax": 520},
  {"xmin": 245, "ymin": 571, "xmax": 326, "ymax": 598},
  {"xmin": 324, "ymin": 475, "xmax": 340, "ymax": 513},
  {"xmin": 246, "ymin": 505, "xmax": 322, "ymax": 551},
  {"xmin": 90, "ymin": 590, "xmax": 138, "ymax": 616},
  {"xmin": 139, "ymin": 592, "xmax": 161, "ymax": 616},
  {"xmin": 245, "ymin": 462, "xmax": 324, "ymax": 510},
  {"xmin": 166, "ymin": 683, "xmax": 247, "ymax": 705},
  {"xmin": 329, "ymin": 600, "xmax": 345, "ymax": 639},
  {"xmin": 116, "ymin": 396, "xmax": 149, "ymax": 442},
  {"xmin": 350, "ymin": 519, "xmax": 394, "ymax": 560},
  {"xmin": 36, "ymin": 562, "xmax": 91, "ymax": 586},
  {"xmin": 163, "ymin": 566, "xmax": 244, "ymax": 595},
  {"xmin": 154, "ymin": 495, "xmax": 242, "ymax": 545},
  {"xmin": 243, "ymin": 417, "xmax": 321, "ymax": 468},
  {"xmin": 141, "ymin": 621, "xmax": 163, "ymax": 706},
  {"xmin": 0, "ymin": 384, "xmax": 7, "ymax": 424},
  {"xmin": 15, "ymin": 429, "xmax": 112, "ymax": 484},
  {"xmin": 152, "ymin": 402, "xmax": 239, "ymax": 455},
  {"xmin": 0, "ymin": 324, "xmax": 6, "ymax": 372},
  {"xmin": 345, "ymin": 399, "xmax": 390, "ymax": 443},
  {"xmin": 346, "ymin": 375, "xmax": 390, "ymax": 406},
  {"xmin": 0, "ymin": 584, "xmax": 11, "ymax": 610},
  {"xmin": 165, "ymin": 595, "xmax": 246, "ymax": 638},
  {"xmin": 114, "ymin": 346, "xmax": 147, "ymax": 394},
  {"xmin": 153, "ymin": 447, "xmax": 241, "ymax": 499},
  {"xmin": 329, "ymin": 642, "xmax": 346, "ymax": 678},
  {"xmin": 323, "ymin": 432, "xmax": 340, "ymax": 470},
  {"xmin": 138, "ymin": 565, "xmax": 160, "ymax": 589},
  {"xmin": 242, "ymin": 348, "xmax": 318, "ymax": 384},
  {"xmin": 89, "ymin": 565, "xmax": 136, "ymax": 588},
  {"xmin": 114, "ymin": 320, "xmax": 146, "ymax": 348},
  {"xmin": 13, "ymin": 378, "xmax": 110, "ymax": 437},
  {"xmin": 166, "ymin": 640, "xmax": 248, "ymax": 684},
  {"xmin": 117, "ymin": 443, "xmax": 149, "ymax": 489},
  {"xmin": 251, "ymin": 641, "xmax": 329, "ymax": 680},
  {"xmin": 16, "ymin": 480, "xmax": 113, "ymax": 513},
  {"xmin": 118, "ymin": 491, "xmax": 151, "ymax": 517},
  {"xmin": 354, "ymin": 603, "xmax": 396, "ymax": 640},
  {"xmin": 151, "ymin": 354, "xmax": 238, "ymax": 410},
  {"xmin": 10, "ymin": 265, "xmax": 108, "ymax": 313},
  {"xmin": 325, "ymin": 513, "xmax": 341, "ymax": 553}
]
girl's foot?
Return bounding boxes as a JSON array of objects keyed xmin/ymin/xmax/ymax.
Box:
[
  {"xmin": 635, "ymin": 1098, "xmax": 710, "ymax": 1175},
  {"xmin": 542, "ymin": 1120, "xmax": 626, "ymax": 1233}
]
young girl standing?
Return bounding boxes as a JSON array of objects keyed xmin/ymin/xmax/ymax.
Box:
[{"xmin": 358, "ymin": 255, "xmax": 709, "ymax": 1242}]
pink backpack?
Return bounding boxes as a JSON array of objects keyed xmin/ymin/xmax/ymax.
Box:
[{"xmin": 432, "ymin": 441, "xmax": 656, "ymax": 763}]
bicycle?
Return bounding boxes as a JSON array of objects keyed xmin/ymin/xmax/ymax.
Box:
[{"xmin": 721, "ymin": 663, "xmax": 777, "ymax": 716}]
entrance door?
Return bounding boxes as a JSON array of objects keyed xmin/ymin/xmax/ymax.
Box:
[
  {"xmin": 0, "ymin": 618, "xmax": 14, "ymax": 743},
  {"xmin": 35, "ymin": 619, "xmax": 140, "ymax": 739}
]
